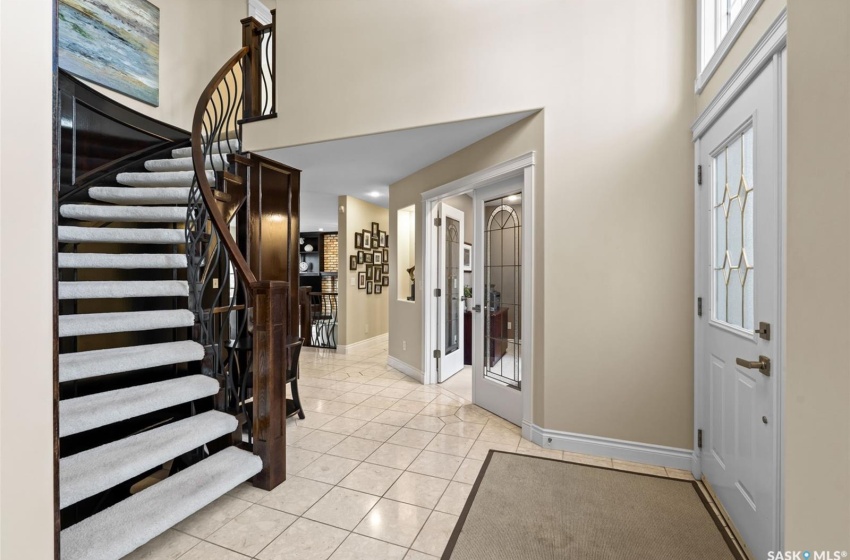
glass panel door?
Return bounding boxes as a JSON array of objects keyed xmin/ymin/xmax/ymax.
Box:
[{"xmin": 445, "ymin": 217, "xmax": 461, "ymax": 354}]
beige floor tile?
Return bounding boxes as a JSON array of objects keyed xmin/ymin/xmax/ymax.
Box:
[
  {"xmin": 328, "ymin": 534, "xmax": 407, "ymax": 560},
  {"xmin": 404, "ymin": 415, "xmax": 445, "ymax": 433},
  {"xmin": 424, "ymin": 434, "xmax": 475, "ymax": 457},
  {"xmin": 386, "ymin": 427, "xmax": 436, "ymax": 450},
  {"xmin": 298, "ymin": 454, "xmax": 361, "ymax": 485},
  {"xmin": 317, "ymin": 416, "xmax": 369, "ymax": 436},
  {"xmin": 372, "ymin": 410, "xmax": 416, "ymax": 427},
  {"xmin": 173, "ymin": 495, "xmax": 251, "ymax": 539},
  {"xmin": 286, "ymin": 425, "xmax": 315, "ymax": 444},
  {"xmin": 361, "ymin": 395, "xmax": 400, "ymax": 409},
  {"xmin": 419, "ymin": 403, "xmax": 460, "ymax": 417},
  {"xmin": 465, "ymin": 440, "xmax": 518, "ymax": 461},
  {"xmin": 561, "ymin": 451, "xmax": 613, "ymax": 468},
  {"xmin": 434, "ymin": 481, "xmax": 473, "ymax": 516},
  {"xmin": 329, "ymin": 381, "xmax": 365, "ymax": 393},
  {"xmin": 364, "ymin": 377, "xmax": 399, "ymax": 388},
  {"xmin": 308, "ymin": 399, "xmax": 356, "ymax": 416},
  {"xmin": 226, "ymin": 482, "xmax": 270, "ymax": 503},
  {"xmin": 403, "ymin": 551, "xmax": 439, "ymax": 560},
  {"xmin": 334, "ymin": 392, "xmax": 371, "ymax": 405},
  {"xmin": 453, "ymin": 406, "xmax": 491, "ymax": 424},
  {"xmin": 376, "ymin": 386, "xmax": 413, "ymax": 399},
  {"xmin": 439, "ymin": 421, "xmax": 484, "ymax": 439},
  {"xmin": 389, "ymin": 400, "xmax": 428, "ymax": 415},
  {"xmin": 349, "ymin": 384, "xmax": 386, "ymax": 396},
  {"xmin": 258, "ymin": 476, "xmax": 333, "ymax": 516},
  {"xmin": 295, "ymin": 411, "xmax": 338, "ymax": 429},
  {"xmin": 399, "ymin": 391, "xmax": 437, "ymax": 404},
  {"xmin": 384, "ymin": 471, "xmax": 449, "ymax": 509},
  {"xmin": 611, "ymin": 459, "xmax": 668, "ymax": 477},
  {"xmin": 179, "ymin": 542, "xmax": 250, "ymax": 560},
  {"xmin": 452, "ymin": 458, "xmax": 485, "ymax": 484},
  {"xmin": 206, "ymin": 504, "xmax": 296, "ymax": 557},
  {"xmin": 353, "ymin": 498, "xmax": 431, "ymax": 547},
  {"xmin": 294, "ymin": 430, "xmax": 348, "ymax": 453},
  {"xmin": 665, "ymin": 467, "xmax": 695, "ymax": 480},
  {"xmin": 257, "ymin": 518, "xmax": 348, "ymax": 560},
  {"xmin": 407, "ymin": 450, "xmax": 463, "ymax": 480},
  {"xmin": 303, "ymin": 486, "xmax": 380, "ymax": 531},
  {"xmin": 518, "ymin": 448, "xmax": 563, "ymax": 460},
  {"xmin": 351, "ymin": 422, "xmax": 401, "ymax": 442},
  {"xmin": 326, "ymin": 436, "xmax": 383, "ymax": 461},
  {"xmin": 341, "ymin": 405, "xmax": 385, "ymax": 421},
  {"xmin": 411, "ymin": 511, "xmax": 459, "ymax": 557},
  {"xmin": 121, "ymin": 529, "xmax": 198, "ymax": 560},
  {"xmin": 338, "ymin": 462, "xmax": 404, "ymax": 496},
  {"xmin": 364, "ymin": 443, "xmax": 423, "ymax": 470},
  {"xmin": 286, "ymin": 446, "xmax": 323, "ymax": 475},
  {"xmin": 476, "ymin": 426, "xmax": 521, "ymax": 446}
]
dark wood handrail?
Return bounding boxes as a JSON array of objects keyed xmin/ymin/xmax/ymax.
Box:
[{"xmin": 191, "ymin": 46, "xmax": 257, "ymax": 289}]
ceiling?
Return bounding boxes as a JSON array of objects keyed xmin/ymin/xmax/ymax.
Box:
[{"xmin": 258, "ymin": 110, "xmax": 536, "ymax": 232}]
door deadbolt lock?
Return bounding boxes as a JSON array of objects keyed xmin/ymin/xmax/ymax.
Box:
[
  {"xmin": 736, "ymin": 356, "xmax": 771, "ymax": 376},
  {"xmin": 473, "ymin": 305, "xmax": 482, "ymax": 313}
]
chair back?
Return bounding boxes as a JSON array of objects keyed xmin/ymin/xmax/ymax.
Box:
[{"xmin": 286, "ymin": 338, "xmax": 305, "ymax": 383}]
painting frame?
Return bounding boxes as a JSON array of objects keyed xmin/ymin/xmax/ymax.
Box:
[
  {"xmin": 349, "ymin": 256, "xmax": 358, "ymax": 270},
  {"xmin": 365, "ymin": 252, "xmax": 373, "ymax": 264},
  {"xmin": 379, "ymin": 230, "xmax": 387, "ymax": 247},
  {"xmin": 357, "ymin": 251, "xmax": 365, "ymax": 264},
  {"xmin": 371, "ymin": 222, "xmax": 380, "ymax": 237},
  {"xmin": 358, "ymin": 272, "xmax": 367, "ymax": 289},
  {"xmin": 373, "ymin": 251, "xmax": 383, "ymax": 265},
  {"xmin": 382, "ymin": 276, "xmax": 390, "ymax": 287},
  {"xmin": 463, "ymin": 242, "xmax": 473, "ymax": 272},
  {"xmin": 382, "ymin": 263, "xmax": 389, "ymax": 275},
  {"xmin": 374, "ymin": 284, "xmax": 382, "ymax": 295},
  {"xmin": 362, "ymin": 230, "xmax": 372, "ymax": 249},
  {"xmin": 354, "ymin": 232, "xmax": 363, "ymax": 249},
  {"xmin": 366, "ymin": 281, "xmax": 373, "ymax": 295}
]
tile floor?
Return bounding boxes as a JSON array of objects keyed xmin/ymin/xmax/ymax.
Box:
[{"xmin": 123, "ymin": 340, "xmax": 728, "ymax": 560}]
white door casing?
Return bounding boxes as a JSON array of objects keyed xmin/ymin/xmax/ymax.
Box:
[
  {"xmin": 437, "ymin": 202, "xmax": 465, "ymax": 381},
  {"xmin": 696, "ymin": 58, "xmax": 781, "ymax": 560}
]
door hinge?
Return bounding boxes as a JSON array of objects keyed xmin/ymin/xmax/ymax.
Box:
[
  {"xmin": 697, "ymin": 297, "xmax": 703, "ymax": 317},
  {"xmin": 433, "ymin": 349, "xmax": 441, "ymax": 359},
  {"xmin": 697, "ymin": 165, "xmax": 703, "ymax": 186},
  {"xmin": 434, "ymin": 217, "xmax": 442, "ymax": 227},
  {"xmin": 697, "ymin": 429, "xmax": 703, "ymax": 449},
  {"xmin": 434, "ymin": 288, "xmax": 441, "ymax": 297}
]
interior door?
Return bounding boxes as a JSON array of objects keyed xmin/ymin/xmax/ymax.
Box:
[
  {"xmin": 437, "ymin": 202, "xmax": 464, "ymax": 381},
  {"xmin": 472, "ymin": 179, "xmax": 523, "ymax": 425},
  {"xmin": 697, "ymin": 61, "xmax": 780, "ymax": 560}
]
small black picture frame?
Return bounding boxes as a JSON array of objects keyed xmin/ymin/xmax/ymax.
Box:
[
  {"xmin": 354, "ymin": 232, "xmax": 363, "ymax": 249},
  {"xmin": 365, "ymin": 252, "xmax": 373, "ymax": 264},
  {"xmin": 382, "ymin": 263, "xmax": 389, "ymax": 274},
  {"xmin": 371, "ymin": 237, "xmax": 379, "ymax": 249},
  {"xmin": 358, "ymin": 272, "xmax": 366, "ymax": 289},
  {"xmin": 363, "ymin": 230, "xmax": 372, "ymax": 249},
  {"xmin": 357, "ymin": 250, "xmax": 365, "ymax": 264},
  {"xmin": 349, "ymin": 255, "xmax": 358, "ymax": 270},
  {"xmin": 379, "ymin": 230, "xmax": 387, "ymax": 247},
  {"xmin": 373, "ymin": 251, "xmax": 382, "ymax": 265},
  {"xmin": 382, "ymin": 248, "xmax": 389, "ymax": 261},
  {"xmin": 382, "ymin": 276, "xmax": 389, "ymax": 287},
  {"xmin": 371, "ymin": 222, "xmax": 380, "ymax": 237},
  {"xmin": 374, "ymin": 284, "xmax": 382, "ymax": 294},
  {"xmin": 366, "ymin": 281, "xmax": 373, "ymax": 295},
  {"xmin": 366, "ymin": 264, "xmax": 374, "ymax": 280}
]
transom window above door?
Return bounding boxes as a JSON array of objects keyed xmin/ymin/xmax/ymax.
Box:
[{"xmin": 697, "ymin": 0, "xmax": 764, "ymax": 92}]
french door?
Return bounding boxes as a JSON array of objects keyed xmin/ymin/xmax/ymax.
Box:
[
  {"xmin": 437, "ymin": 202, "xmax": 464, "ymax": 381},
  {"xmin": 697, "ymin": 60, "xmax": 781, "ymax": 559}
]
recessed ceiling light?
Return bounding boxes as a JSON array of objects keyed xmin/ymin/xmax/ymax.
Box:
[
  {"xmin": 318, "ymin": 227, "xmax": 324, "ymax": 231},
  {"xmin": 368, "ymin": 191, "xmax": 381, "ymax": 198}
]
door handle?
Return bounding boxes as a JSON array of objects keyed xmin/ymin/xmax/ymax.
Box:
[
  {"xmin": 473, "ymin": 304, "xmax": 481, "ymax": 313},
  {"xmin": 736, "ymin": 356, "xmax": 771, "ymax": 376}
]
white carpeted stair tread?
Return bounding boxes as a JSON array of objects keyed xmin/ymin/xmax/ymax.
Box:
[
  {"xmin": 59, "ymin": 309, "xmax": 194, "ymax": 337},
  {"xmin": 59, "ymin": 340, "xmax": 204, "ymax": 383},
  {"xmin": 144, "ymin": 156, "xmax": 224, "ymax": 172},
  {"xmin": 60, "ymin": 446, "xmax": 261, "ymax": 560},
  {"xmin": 116, "ymin": 170, "xmax": 214, "ymax": 188},
  {"xmin": 89, "ymin": 187, "xmax": 190, "ymax": 205},
  {"xmin": 172, "ymin": 138, "xmax": 239, "ymax": 159},
  {"xmin": 59, "ymin": 226, "xmax": 185, "ymax": 245},
  {"xmin": 58, "ymin": 253, "xmax": 187, "ymax": 269},
  {"xmin": 58, "ymin": 280, "xmax": 189, "ymax": 300},
  {"xmin": 60, "ymin": 410, "xmax": 237, "ymax": 509},
  {"xmin": 60, "ymin": 204, "xmax": 187, "ymax": 223},
  {"xmin": 59, "ymin": 375, "xmax": 219, "ymax": 437}
]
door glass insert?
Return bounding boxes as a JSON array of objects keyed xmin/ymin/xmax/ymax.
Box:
[
  {"xmin": 483, "ymin": 196, "xmax": 522, "ymax": 389},
  {"xmin": 713, "ymin": 127, "xmax": 754, "ymax": 331},
  {"xmin": 445, "ymin": 217, "xmax": 460, "ymax": 354}
]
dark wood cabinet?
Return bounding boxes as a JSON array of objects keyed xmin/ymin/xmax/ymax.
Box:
[{"xmin": 464, "ymin": 307, "xmax": 509, "ymax": 367}]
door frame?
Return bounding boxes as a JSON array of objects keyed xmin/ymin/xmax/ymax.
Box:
[
  {"xmin": 691, "ymin": 9, "xmax": 786, "ymax": 550},
  {"xmin": 421, "ymin": 152, "xmax": 536, "ymax": 435}
]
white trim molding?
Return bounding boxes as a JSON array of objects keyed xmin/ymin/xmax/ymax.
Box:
[
  {"xmin": 696, "ymin": 0, "xmax": 765, "ymax": 94},
  {"xmin": 530, "ymin": 424, "xmax": 694, "ymax": 471},
  {"xmin": 387, "ymin": 355, "xmax": 424, "ymax": 383},
  {"xmin": 693, "ymin": 8, "xmax": 787, "ymax": 139},
  {"xmin": 420, "ymin": 152, "xmax": 535, "ymax": 203},
  {"xmin": 247, "ymin": 0, "xmax": 272, "ymax": 24},
  {"xmin": 336, "ymin": 333, "xmax": 388, "ymax": 355}
]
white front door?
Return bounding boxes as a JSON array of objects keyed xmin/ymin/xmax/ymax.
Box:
[
  {"xmin": 472, "ymin": 179, "xmax": 523, "ymax": 425},
  {"xmin": 697, "ymin": 61, "xmax": 780, "ymax": 559},
  {"xmin": 437, "ymin": 202, "xmax": 464, "ymax": 381}
]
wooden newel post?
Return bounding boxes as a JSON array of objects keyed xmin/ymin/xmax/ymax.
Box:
[
  {"xmin": 251, "ymin": 280, "xmax": 289, "ymax": 490},
  {"xmin": 240, "ymin": 17, "xmax": 263, "ymax": 119}
]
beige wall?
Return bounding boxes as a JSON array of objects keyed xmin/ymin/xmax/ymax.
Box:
[
  {"xmin": 78, "ymin": 0, "xmax": 246, "ymax": 130},
  {"xmin": 785, "ymin": 0, "xmax": 850, "ymax": 549},
  {"xmin": 0, "ymin": 0, "xmax": 56, "ymax": 556},
  {"xmin": 338, "ymin": 196, "xmax": 389, "ymax": 347}
]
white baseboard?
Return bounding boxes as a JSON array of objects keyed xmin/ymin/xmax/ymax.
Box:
[
  {"xmin": 336, "ymin": 333, "xmax": 388, "ymax": 355},
  {"xmin": 529, "ymin": 424, "xmax": 694, "ymax": 471},
  {"xmin": 387, "ymin": 355, "xmax": 424, "ymax": 384}
]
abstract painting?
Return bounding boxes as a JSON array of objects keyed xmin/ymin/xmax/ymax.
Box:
[{"xmin": 58, "ymin": 0, "xmax": 160, "ymax": 106}]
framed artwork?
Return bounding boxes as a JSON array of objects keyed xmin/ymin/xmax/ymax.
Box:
[
  {"xmin": 382, "ymin": 276, "xmax": 389, "ymax": 287},
  {"xmin": 371, "ymin": 237, "xmax": 379, "ymax": 249},
  {"xmin": 58, "ymin": 0, "xmax": 160, "ymax": 106},
  {"xmin": 365, "ymin": 252, "xmax": 373, "ymax": 264},
  {"xmin": 373, "ymin": 251, "xmax": 383, "ymax": 265},
  {"xmin": 375, "ymin": 284, "xmax": 382, "ymax": 295},
  {"xmin": 349, "ymin": 256, "xmax": 358, "ymax": 270},
  {"xmin": 382, "ymin": 248, "xmax": 389, "ymax": 261},
  {"xmin": 363, "ymin": 230, "xmax": 372, "ymax": 249},
  {"xmin": 374, "ymin": 269, "xmax": 382, "ymax": 283},
  {"xmin": 371, "ymin": 222, "xmax": 380, "ymax": 236},
  {"xmin": 366, "ymin": 281, "xmax": 373, "ymax": 295},
  {"xmin": 366, "ymin": 264, "xmax": 374, "ymax": 280},
  {"xmin": 382, "ymin": 263, "xmax": 389, "ymax": 274},
  {"xmin": 379, "ymin": 231, "xmax": 387, "ymax": 247},
  {"xmin": 358, "ymin": 272, "xmax": 366, "ymax": 289},
  {"xmin": 357, "ymin": 251, "xmax": 365, "ymax": 264},
  {"xmin": 463, "ymin": 243, "xmax": 473, "ymax": 272},
  {"xmin": 354, "ymin": 232, "xmax": 363, "ymax": 249}
]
